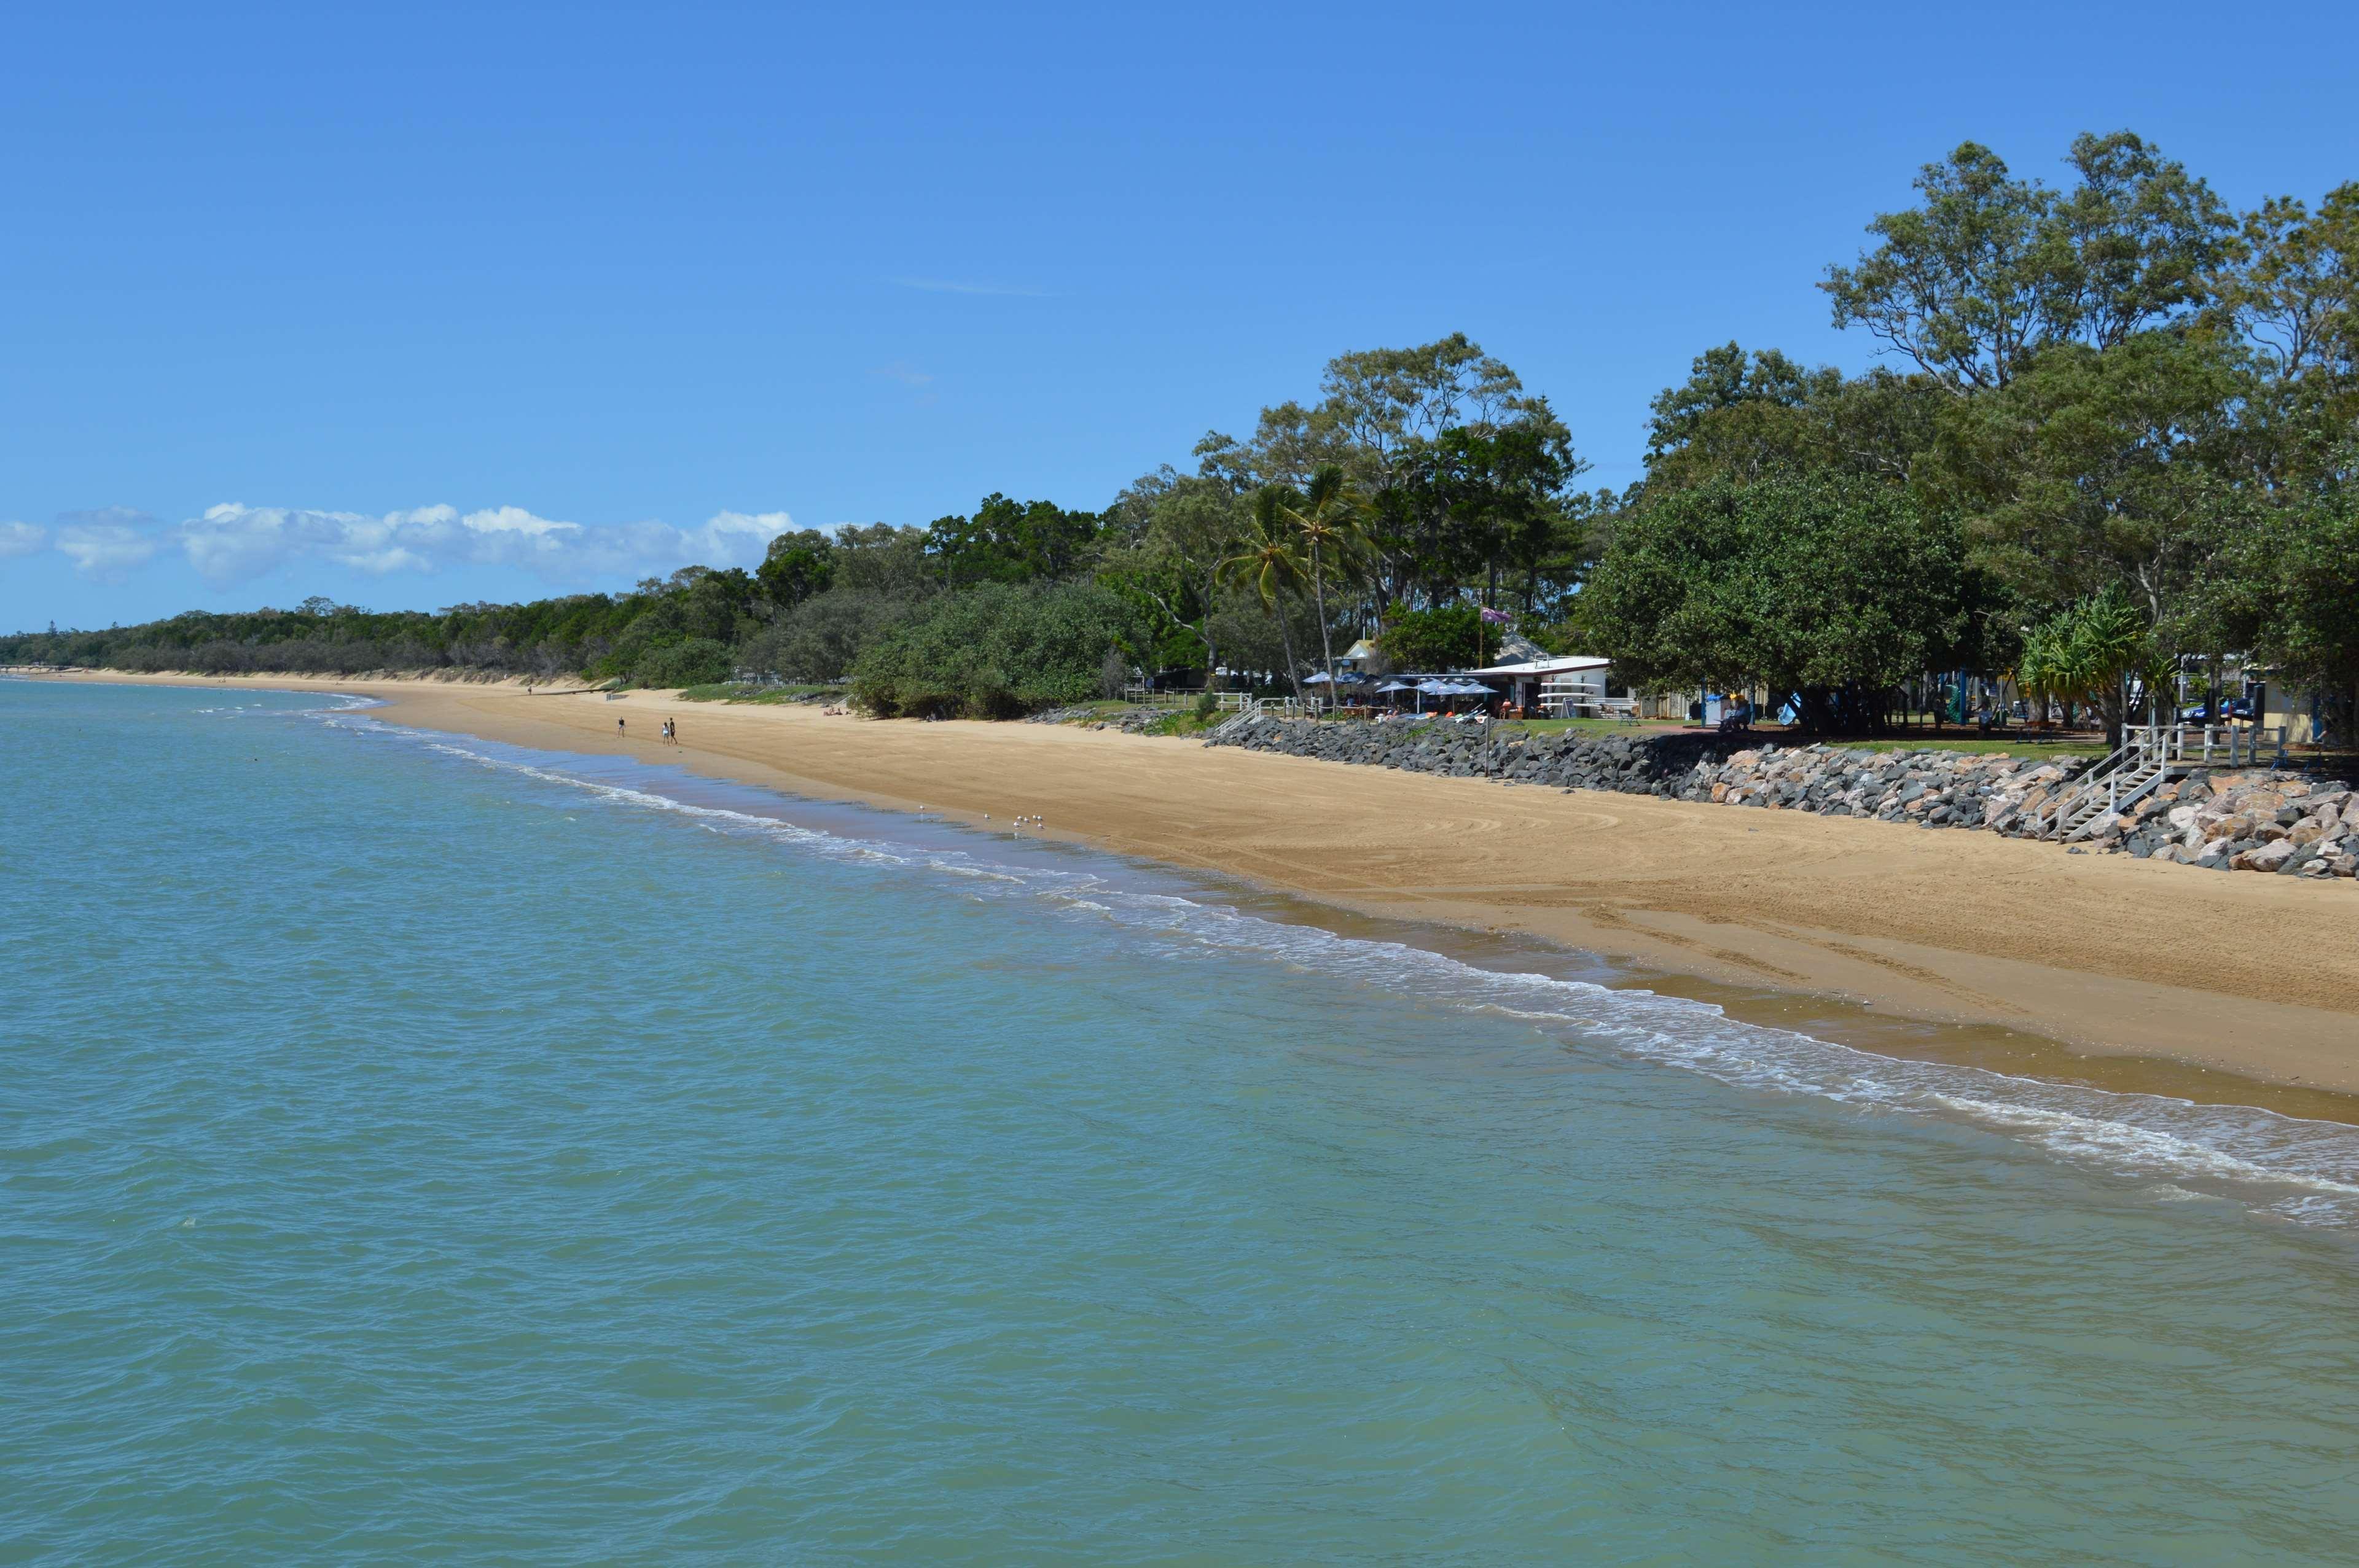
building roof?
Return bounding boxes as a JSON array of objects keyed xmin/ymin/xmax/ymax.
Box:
[{"xmin": 1460, "ymin": 655, "xmax": 1612, "ymax": 676}]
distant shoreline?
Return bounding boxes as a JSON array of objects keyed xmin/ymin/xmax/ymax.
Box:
[{"xmin": 23, "ymin": 665, "xmax": 2359, "ymax": 1120}]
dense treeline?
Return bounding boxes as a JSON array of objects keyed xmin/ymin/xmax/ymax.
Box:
[
  {"xmin": 1583, "ymin": 133, "xmax": 2358, "ymax": 742},
  {"xmin": 7, "ymin": 130, "xmax": 2352, "ymax": 732}
]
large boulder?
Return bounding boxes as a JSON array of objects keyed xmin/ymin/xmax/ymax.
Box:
[{"xmin": 2233, "ymin": 840, "xmax": 2298, "ymax": 873}]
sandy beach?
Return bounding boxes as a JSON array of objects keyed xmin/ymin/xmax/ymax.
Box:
[{"xmin": 31, "ymin": 669, "xmax": 2359, "ymax": 1104}]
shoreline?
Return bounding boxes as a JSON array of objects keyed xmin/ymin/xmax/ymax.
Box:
[{"xmin": 23, "ymin": 667, "xmax": 2359, "ymax": 1119}]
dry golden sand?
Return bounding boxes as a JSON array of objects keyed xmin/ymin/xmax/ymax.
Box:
[{"xmin": 35, "ymin": 670, "xmax": 2359, "ymax": 1105}]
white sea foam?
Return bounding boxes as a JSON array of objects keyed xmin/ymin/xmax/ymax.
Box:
[{"xmin": 321, "ymin": 708, "xmax": 2359, "ymax": 1230}]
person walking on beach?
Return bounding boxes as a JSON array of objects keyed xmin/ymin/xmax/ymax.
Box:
[{"xmin": 617, "ymin": 716, "xmax": 626, "ymax": 739}]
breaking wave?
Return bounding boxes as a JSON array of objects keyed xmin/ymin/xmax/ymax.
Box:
[{"xmin": 304, "ymin": 702, "xmax": 2359, "ymax": 1230}]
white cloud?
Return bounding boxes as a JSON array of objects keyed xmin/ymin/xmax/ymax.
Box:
[
  {"xmin": 0, "ymin": 521, "xmax": 45, "ymax": 559},
  {"xmin": 56, "ymin": 507, "xmax": 165, "ymax": 581},
  {"xmin": 870, "ymin": 362, "xmax": 934, "ymax": 386},
  {"xmin": 687, "ymin": 509, "xmax": 794, "ymax": 560},
  {"xmin": 176, "ymin": 503, "xmax": 793, "ymax": 587}
]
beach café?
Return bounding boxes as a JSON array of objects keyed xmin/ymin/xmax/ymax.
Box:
[
  {"xmin": 1370, "ymin": 675, "xmax": 1496, "ymax": 714},
  {"xmin": 1357, "ymin": 656, "xmax": 1617, "ymax": 717},
  {"xmin": 1453, "ymin": 655, "xmax": 1616, "ymax": 716}
]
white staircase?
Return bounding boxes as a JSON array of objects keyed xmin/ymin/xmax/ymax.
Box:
[
  {"xmin": 2033, "ymin": 724, "xmax": 2285, "ymax": 841},
  {"xmin": 2040, "ymin": 734, "xmax": 2174, "ymax": 841}
]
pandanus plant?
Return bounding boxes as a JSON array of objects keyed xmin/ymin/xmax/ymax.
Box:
[
  {"xmin": 2013, "ymin": 619, "xmax": 2070, "ymax": 729},
  {"xmin": 2017, "ymin": 587, "xmax": 2172, "ymax": 748}
]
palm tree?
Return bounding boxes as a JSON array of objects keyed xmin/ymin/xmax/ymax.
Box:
[
  {"xmin": 1279, "ymin": 464, "xmax": 1366, "ymax": 703},
  {"xmin": 1219, "ymin": 487, "xmax": 1312, "ymax": 706}
]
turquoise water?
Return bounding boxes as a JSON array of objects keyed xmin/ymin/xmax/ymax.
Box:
[{"xmin": 7, "ymin": 681, "xmax": 2359, "ymax": 1564}]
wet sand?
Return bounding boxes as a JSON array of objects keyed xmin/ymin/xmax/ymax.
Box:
[{"xmin": 32, "ymin": 669, "xmax": 2359, "ymax": 1112}]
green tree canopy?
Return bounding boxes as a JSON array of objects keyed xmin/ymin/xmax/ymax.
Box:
[
  {"xmin": 1642, "ymin": 344, "xmax": 1946, "ymax": 490},
  {"xmin": 926, "ymin": 494, "xmax": 1103, "ymax": 588},
  {"xmin": 1574, "ymin": 473, "xmax": 1977, "ymax": 732},
  {"xmin": 1095, "ymin": 470, "xmax": 1251, "ymax": 673},
  {"xmin": 1822, "ymin": 133, "xmax": 2234, "ymax": 391},
  {"xmin": 1917, "ymin": 330, "xmax": 2251, "ymax": 629},
  {"xmin": 757, "ymin": 528, "xmax": 837, "ymax": 610},
  {"xmin": 849, "ymin": 580, "xmax": 1144, "ymax": 719},
  {"xmin": 1377, "ymin": 603, "xmax": 1485, "ymax": 672}
]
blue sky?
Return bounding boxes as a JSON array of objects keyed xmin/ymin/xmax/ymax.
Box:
[{"xmin": 4, "ymin": 0, "xmax": 2353, "ymax": 630}]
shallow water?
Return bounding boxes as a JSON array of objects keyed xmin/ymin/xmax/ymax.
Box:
[{"xmin": 6, "ymin": 679, "xmax": 2359, "ymax": 1564}]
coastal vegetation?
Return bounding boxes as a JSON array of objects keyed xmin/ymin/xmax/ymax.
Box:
[
  {"xmin": 848, "ymin": 580, "xmax": 1141, "ymax": 719},
  {"xmin": 1602, "ymin": 133, "xmax": 2358, "ymax": 741},
  {"xmin": 6, "ymin": 131, "xmax": 2352, "ymax": 735}
]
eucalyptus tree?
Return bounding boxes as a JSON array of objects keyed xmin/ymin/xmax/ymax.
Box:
[
  {"xmin": 1642, "ymin": 343, "xmax": 1946, "ymax": 490},
  {"xmin": 1195, "ymin": 333, "xmax": 1573, "ymax": 618},
  {"xmin": 1917, "ymin": 329, "xmax": 2251, "ymax": 636},
  {"xmin": 2226, "ymin": 182, "xmax": 2359, "ymax": 390},
  {"xmin": 1388, "ymin": 415, "xmax": 1587, "ymax": 612},
  {"xmin": 1099, "ymin": 470, "xmax": 1251, "ymax": 674},
  {"xmin": 1821, "ymin": 132, "xmax": 2235, "ymax": 392},
  {"xmin": 2051, "ymin": 131, "xmax": 2239, "ymax": 350},
  {"xmin": 2186, "ymin": 466, "xmax": 2359, "ymax": 744},
  {"xmin": 2221, "ymin": 182, "xmax": 2359, "ymax": 484}
]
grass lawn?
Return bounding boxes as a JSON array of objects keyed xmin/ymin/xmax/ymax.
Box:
[
  {"xmin": 1496, "ymin": 716, "xmax": 1675, "ymax": 737},
  {"xmin": 1825, "ymin": 734, "xmax": 2114, "ymax": 760},
  {"xmin": 1043, "ymin": 698, "xmax": 1146, "ymax": 720},
  {"xmin": 674, "ymin": 682, "xmax": 844, "ymax": 704},
  {"xmin": 1141, "ymin": 708, "xmax": 1224, "ymax": 737}
]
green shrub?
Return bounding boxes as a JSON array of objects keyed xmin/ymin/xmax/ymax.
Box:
[
  {"xmin": 636, "ymin": 637, "xmax": 735, "ymax": 688},
  {"xmin": 850, "ymin": 582, "xmax": 1144, "ymax": 719}
]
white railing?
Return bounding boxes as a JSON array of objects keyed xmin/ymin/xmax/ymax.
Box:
[
  {"xmin": 2036, "ymin": 722, "xmax": 2292, "ymax": 840},
  {"xmin": 1122, "ymin": 686, "xmax": 1299, "ymax": 715},
  {"xmin": 2184, "ymin": 722, "xmax": 2288, "ymax": 766}
]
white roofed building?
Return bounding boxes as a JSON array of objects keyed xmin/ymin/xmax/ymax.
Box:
[{"xmin": 1457, "ymin": 654, "xmax": 1614, "ymax": 716}]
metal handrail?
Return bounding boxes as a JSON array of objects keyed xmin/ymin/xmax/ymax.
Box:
[{"xmin": 2035, "ymin": 721, "xmax": 2294, "ymax": 840}]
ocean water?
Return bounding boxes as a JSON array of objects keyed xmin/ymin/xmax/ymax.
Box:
[{"xmin": 6, "ymin": 680, "xmax": 2359, "ymax": 1566}]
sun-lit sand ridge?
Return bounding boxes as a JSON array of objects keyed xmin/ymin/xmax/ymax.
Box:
[{"xmin": 38, "ymin": 669, "xmax": 2359, "ymax": 1097}]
